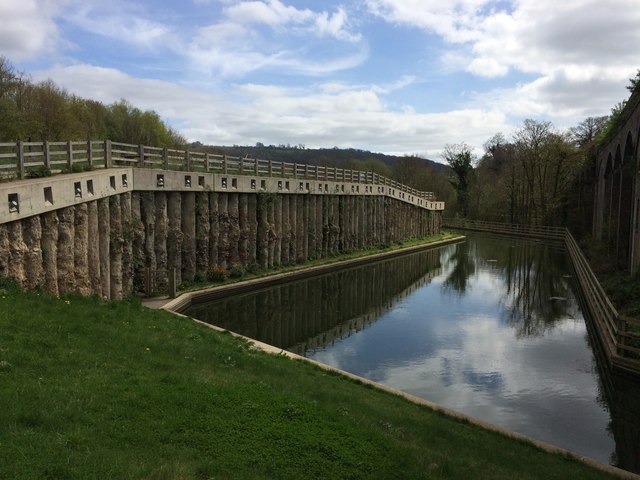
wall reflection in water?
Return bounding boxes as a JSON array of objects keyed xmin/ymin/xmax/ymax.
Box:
[
  {"xmin": 185, "ymin": 249, "xmax": 441, "ymax": 354},
  {"xmin": 185, "ymin": 234, "xmax": 640, "ymax": 473}
]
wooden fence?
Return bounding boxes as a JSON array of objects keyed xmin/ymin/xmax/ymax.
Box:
[
  {"xmin": 443, "ymin": 218, "xmax": 640, "ymax": 376},
  {"xmin": 0, "ymin": 140, "xmax": 437, "ymax": 202}
]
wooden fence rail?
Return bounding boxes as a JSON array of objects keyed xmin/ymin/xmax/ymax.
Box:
[
  {"xmin": 443, "ymin": 218, "xmax": 640, "ymax": 376},
  {"xmin": 0, "ymin": 140, "xmax": 438, "ymax": 202}
]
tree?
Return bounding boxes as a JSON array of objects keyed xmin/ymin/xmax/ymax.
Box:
[
  {"xmin": 570, "ymin": 116, "xmax": 608, "ymax": 148},
  {"xmin": 510, "ymin": 119, "xmax": 583, "ymax": 225},
  {"xmin": 442, "ymin": 143, "xmax": 475, "ymax": 217},
  {"xmin": 470, "ymin": 134, "xmax": 515, "ymax": 221},
  {"xmin": 626, "ymin": 69, "xmax": 640, "ymax": 93}
]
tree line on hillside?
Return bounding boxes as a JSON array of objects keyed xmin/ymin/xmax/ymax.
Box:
[
  {"xmin": 190, "ymin": 142, "xmax": 455, "ymax": 205},
  {"xmin": 442, "ymin": 117, "xmax": 604, "ymax": 235},
  {"xmin": 443, "ymin": 70, "xmax": 640, "ymax": 235},
  {"xmin": 0, "ymin": 56, "xmax": 185, "ymax": 148}
]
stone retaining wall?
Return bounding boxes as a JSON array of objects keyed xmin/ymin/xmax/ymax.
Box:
[{"xmin": 0, "ymin": 191, "xmax": 441, "ymax": 299}]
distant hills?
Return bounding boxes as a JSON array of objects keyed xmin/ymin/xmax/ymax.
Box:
[{"xmin": 189, "ymin": 142, "xmax": 449, "ymax": 175}]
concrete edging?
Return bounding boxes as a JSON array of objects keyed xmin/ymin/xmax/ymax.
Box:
[{"xmin": 160, "ymin": 236, "xmax": 464, "ymax": 313}]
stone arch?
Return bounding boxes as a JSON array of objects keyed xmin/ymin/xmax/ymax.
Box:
[
  {"xmin": 607, "ymin": 146, "xmax": 622, "ymax": 253},
  {"xmin": 617, "ymin": 131, "xmax": 635, "ymax": 266},
  {"xmin": 632, "ymin": 126, "xmax": 640, "ymax": 272},
  {"xmin": 594, "ymin": 153, "xmax": 614, "ymax": 241}
]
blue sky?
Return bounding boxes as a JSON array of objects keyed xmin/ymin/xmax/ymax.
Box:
[{"xmin": 2, "ymin": 0, "xmax": 639, "ymax": 160}]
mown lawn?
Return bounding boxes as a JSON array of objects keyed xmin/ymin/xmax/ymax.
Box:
[{"xmin": 0, "ymin": 281, "xmax": 622, "ymax": 479}]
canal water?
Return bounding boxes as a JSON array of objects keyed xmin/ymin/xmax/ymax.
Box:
[{"xmin": 185, "ymin": 234, "xmax": 640, "ymax": 472}]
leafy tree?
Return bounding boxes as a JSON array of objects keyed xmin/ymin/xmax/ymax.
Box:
[
  {"xmin": 442, "ymin": 143, "xmax": 475, "ymax": 217},
  {"xmin": 626, "ymin": 69, "xmax": 640, "ymax": 93},
  {"xmin": 348, "ymin": 158, "xmax": 392, "ymax": 178},
  {"xmin": 570, "ymin": 116, "xmax": 608, "ymax": 148},
  {"xmin": 0, "ymin": 56, "xmax": 185, "ymax": 147},
  {"xmin": 470, "ymin": 135, "xmax": 515, "ymax": 221}
]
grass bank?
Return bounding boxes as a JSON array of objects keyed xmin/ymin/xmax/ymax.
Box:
[
  {"xmin": 0, "ymin": 280, "xmax": 624, "ymax": 479},
  {"xmin": 579, "ymin": 239, "xmax": 640, "ymax": 318}
]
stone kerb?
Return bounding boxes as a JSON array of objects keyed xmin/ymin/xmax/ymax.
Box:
[
  {"xmin": 0, "ymin": 167, "xmax": 444, "ymax": 226},
  {"xmin": 131, "ymin": 168, "xmax": 445, "ymax": 212},
  {"xmin": 0, "ymin": 168, "xmax": 133, "ymax": 224}
]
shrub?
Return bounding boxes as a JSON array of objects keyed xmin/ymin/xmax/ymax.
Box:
[
  {"xmin": 193, "ymin": 272, "xmax": 207, "ymax": 283},
  {"xmin": 206, "ymin": 266, "xmax": 227, "ymax": 283},
  {"xmin": 71, "ymin": 162, "xmax": 93, "ymax": 173},
  {"xmin": 228, "ymin": 264, "xmax": 246, "ymax": 279},
  {"xmin": 247, "ymin": 262, "xmax": 261, "ymax": 274},
  {"xmin": 0, "ymin": 276, "xmax": 21, "ymax": 294},
  {"xmin": 25, "ymin": 166, "xmax": 52, "ymax": 178}
]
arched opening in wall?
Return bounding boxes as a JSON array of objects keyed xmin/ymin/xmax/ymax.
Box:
[
  {"xmin": 593, "ymin": 152, "xmax": 609, "ymax": 239},
  {"xmin": 608, "ymin": 147, "xmax": 622, "ymax": 255},
  {"xmin": 618, "ymin": 132, "xmax": 635, "ymax": 268},
  {"xmin": 600, "ymin": 154, "xmax": 614, "ymax": 241},
  {"xmin": 602, "ymin": 154, "xmax": 615, "ymax": 253},
  {"xmin": 633, "ymin": 126, "xmax": 640, "ymax": 273}
]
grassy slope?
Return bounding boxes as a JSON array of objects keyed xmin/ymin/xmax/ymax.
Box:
[{"xmin": 0, "ymin": 286, "xmax": 621, "ymax": 479}]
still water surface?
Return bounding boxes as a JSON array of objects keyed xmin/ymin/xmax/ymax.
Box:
[{"xmin": 186, "ymin": 234, "xmax": 640, "ymax": 471}]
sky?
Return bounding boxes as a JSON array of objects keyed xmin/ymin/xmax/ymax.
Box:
[{"xmin": 2, "ymin": 0, "xmax": 640, "ymax": 161}]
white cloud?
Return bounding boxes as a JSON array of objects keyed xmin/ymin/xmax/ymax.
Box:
[
  {"xmin": 225, "ymin": 1, "xmax": 360, "ymax": 41},
  {"xmin": 64, "ymin": 2, "xmax": 178, "ymax": 52},
  {"xmin": 186, "ymin": 1, "xmax": 364, "ymax": 77},
  {"xmin": 365, "ymin": 0, "xmax": 491, "ymax": 43},
  {"xmin": 35, "ymin": 63, "xmax": 510, "ymax": 158},
  {"xmin": 366, "ymin": 0, "xmax": 640, "ymax": 131},
  {"xmin": 467, "ymin": 56, "xmax": 508, "ymax": 78},
  {"xmin": 314, "ymin": 7, "xmax": 362, "ymax": 42},
  {"xmin": 470, "ymin": 0, "xmax": 640, "ymax": 78},
  {"xmin": 366, "ymin": 0, "xmax": 640, "ymax": 80},
  {"xmin": 0, "ymin": 0, "xmax": 65, "ymax": 60},
  {"xmin": 10, "ymin": 0, "xmax": 639, "ymax": 157},
  {"xmin": 471, "ymin": 66, "xmax": 631, "ymax": 128},
  {"xmin": 225, "ymin": 0, "xmax": 314, "ymax": 26}
]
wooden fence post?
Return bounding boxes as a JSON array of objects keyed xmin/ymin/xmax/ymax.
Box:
[
  {"xmin": 138, "ymin": 144, "xmax": 145, "ymax": 168},
  {"xmin": 223, "ymin": 155, "xmax": 228, "ymax": 174},
  {"xmin": 617, "ymin": 315, "xmax": 627, "ymax": 357},
  {"xmin": 67, "ymin": 140, "xmax": 74, "ymax": 170},
  {"xmin": 105, "ymin": 140, "xmax": 112, "ymax": 169},
  {"xmin": 163, "ymin": 147, "xmax": 169, "ymax": 169},
  {"xmin": 17, "ymin": 140, "xmax": 25, "ymax": 178},
  {"xmin": 44, "ymin": 140, "xmax": 51, "ymax": 170},
  {"xmin": 168, "ymin": 268, "xmax": 177, "ymax": 298},
  {"xmin": 87, "ymin": 140, "xmax": 93, "ymax": 167}
]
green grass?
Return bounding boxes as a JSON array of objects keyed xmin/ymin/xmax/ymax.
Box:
[{"xmin": 0, "ymin": 281, "xmax": 621, "ymax": 479}]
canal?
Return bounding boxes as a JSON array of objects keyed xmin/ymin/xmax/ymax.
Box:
[{"xmin": 184, "ymin": 233, "xmax": 640, "ymax": 473}]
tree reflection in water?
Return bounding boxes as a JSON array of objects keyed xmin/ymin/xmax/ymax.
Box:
[
  {"xmin": 442, "ymin": 235, "xmax": 579, "ymax": 337},
  {"xmin": 441, "ymin": 240, "xmax": 476, "ymax": 295}
]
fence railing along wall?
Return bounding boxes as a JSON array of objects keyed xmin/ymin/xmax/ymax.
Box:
[
  {"xmin": 0, "ymin": 140, "xmax": 438, "ymax": 203},
  {"xmin": 443, "ymin": 218, "xmax": 640, "ymax": 376}
]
